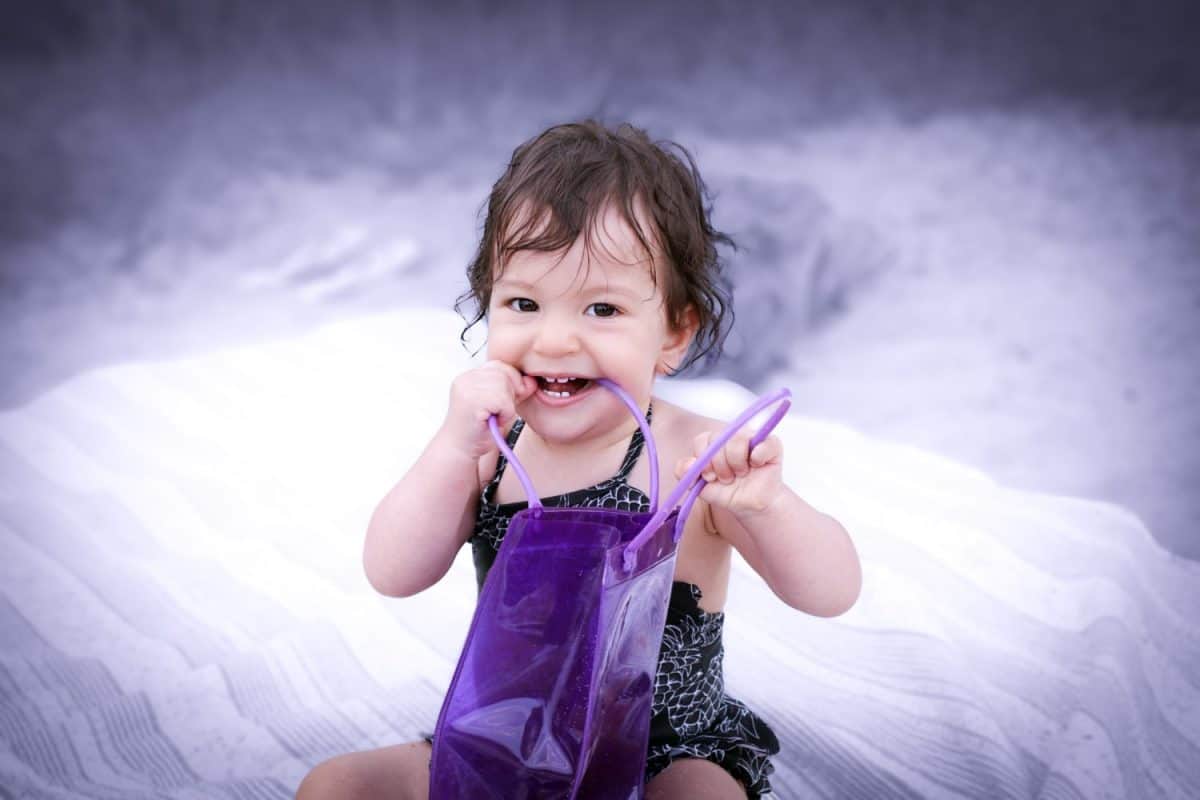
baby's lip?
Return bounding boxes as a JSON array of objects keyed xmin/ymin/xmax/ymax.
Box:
[{"xmin": 526, "ymin": 372, "xmax": 595, "ymax": 382}]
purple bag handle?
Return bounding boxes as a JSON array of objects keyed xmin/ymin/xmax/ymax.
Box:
[
  {"xmin": 486, "ymin": 378, "xmax": 660, "ymax": 512},
  {"xmin": 486, "ymin": 380, "xmax": 792, "ymax": 572},
  {"xmin": 621, "ymin": 387, "xmax": 791, "ymax": 571}
]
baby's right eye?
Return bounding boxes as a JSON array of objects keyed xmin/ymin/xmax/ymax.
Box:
[{"xmin": 505, "ymin": 297, "xmax": 538, "ymax": 313}]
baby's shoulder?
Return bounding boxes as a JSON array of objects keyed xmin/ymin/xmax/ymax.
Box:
[{"xmin": 650, "ymin": 396, "xmax": 725, "ymax": 454}]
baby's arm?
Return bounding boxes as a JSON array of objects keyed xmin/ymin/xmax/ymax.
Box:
[
  {"xmin": 678, "ymin": 430, "xmax": 862, "ymax": 617},
  {"xmin": 363, "ymin": 361, "xmax": 537, "ymax": 597}
]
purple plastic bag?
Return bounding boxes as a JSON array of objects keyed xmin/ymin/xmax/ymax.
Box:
[{"xmin": 429, "ymin": 380, "xmax": 791, "ymax": 799}]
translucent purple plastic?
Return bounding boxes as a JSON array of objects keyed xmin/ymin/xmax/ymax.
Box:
[{"xmin": 429, "ymin": 380, "xmax": 791, "ymax": 798}]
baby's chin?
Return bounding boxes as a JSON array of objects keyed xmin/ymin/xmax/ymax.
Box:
[{"xmin": 517, "ymin": 391, "xmax": 635, "ymax": 443}]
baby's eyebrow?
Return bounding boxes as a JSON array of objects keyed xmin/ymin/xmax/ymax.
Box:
[
  {"xmin": 494, "ymin": 278, "xmax": 646, "ymax": 300},
  {"xmin": 493, "ymin": 278, "xmax": 537, "ymax": 290},
  {"xmin": 579, "ymin": 284, "xmax": 644, "ymax": 300}
]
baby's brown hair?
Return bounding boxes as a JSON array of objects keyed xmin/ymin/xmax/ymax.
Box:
[{"xmin": 455, "ymin": 119, "xmax": 735, "ymax": 375}]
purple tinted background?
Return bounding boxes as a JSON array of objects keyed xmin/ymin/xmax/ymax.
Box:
[{"xmin": 2, "ymin": 0, "xmax": 1198, "ymax": 559}]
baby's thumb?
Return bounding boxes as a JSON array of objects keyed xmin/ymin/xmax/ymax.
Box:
[{"xmin": 675, "ymin": 456, "xmax": 695, "ymax": 479}]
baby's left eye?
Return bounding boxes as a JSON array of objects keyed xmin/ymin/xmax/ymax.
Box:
[{"xmin": 586, "ymin": 303, "xmax": 620, "ymax": 318}]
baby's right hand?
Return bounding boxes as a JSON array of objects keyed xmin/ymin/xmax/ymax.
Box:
[{"xmin": 441, "ymin": 361, "xmax": 538, "ymax": 460}]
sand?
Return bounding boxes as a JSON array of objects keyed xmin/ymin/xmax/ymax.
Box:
[
  {"xmin": 690, "ymin": 111, "xmax": 1200, "ymax": 557},
  {"xmin": 2, "ymin": 107, "xmax": 1196, "ymax": 559}
]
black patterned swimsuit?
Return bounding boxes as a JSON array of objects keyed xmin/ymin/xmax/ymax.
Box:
[{"xmin": 471, "ymin": 405, "xmax": 779, "ymax": 797}]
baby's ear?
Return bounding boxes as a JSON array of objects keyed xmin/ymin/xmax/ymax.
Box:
[{"xmin": 657, "ymin": 305, "xmax": 699, "ymax": 375}]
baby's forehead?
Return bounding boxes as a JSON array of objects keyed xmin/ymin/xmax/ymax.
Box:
[
  {"xmin": 495, "ymin": 201, "xmax": 665, "ymax": 289},
  {"xmin": 513, "ymin": 194, "xmax": 660, "ymax": 250},
  {"xmin": 585, "ymin": 200, "xmax": 660, "ymax": 257},
  {"xmin": 494, "ymin": 253, "xmax": 657, "ymax": 297}
]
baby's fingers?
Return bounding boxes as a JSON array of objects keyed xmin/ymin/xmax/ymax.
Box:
[
  {"xmin": 708, "ymin": 439, "xmax": 736, "ymax": 483},
  {"xmin": 675, "ymin": 456, "xmax": 697, "ymax": 480},
  {"xmin": 514, "ymin": 373, "xmax": 538, "ymax": 402},
  {"xmin": 691, "ymin": 432, "xmax": 719, "ymax": 482},
  {"xmin": 749, "ymin": 435, "xmax": 783, "ymax": 467},
  {"xmin": 726, "ymin": 433, "xmax": 753, "ymax": 477},
  {"xmin": 482, "ymin": 360, "xmax": 536, "ymax": 401}
]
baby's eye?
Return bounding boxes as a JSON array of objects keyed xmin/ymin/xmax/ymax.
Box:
[
  {"xmin": 586, "ymin": 302, "xmax": 620, "ymax": 318},
  {"xmin": 505, "ymin": 297, "xmax": 538, "ymax": 313}
]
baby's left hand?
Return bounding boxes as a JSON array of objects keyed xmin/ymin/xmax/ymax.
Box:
[{"xmin": 675, "ymin": 431, "xmax": 784, "ymax": 516}]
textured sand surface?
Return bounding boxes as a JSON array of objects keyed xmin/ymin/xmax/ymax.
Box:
[
  {"xmin": 2, "ymin": 5, "xmax": 1196, "ymax": 561},
  {"xmin": 2, "ymin": 310, "xmax": 1197, "ymax": 798},
  {"xmin": 692, "ymin": 113, "xmax": 1200, "ymax": 558}
]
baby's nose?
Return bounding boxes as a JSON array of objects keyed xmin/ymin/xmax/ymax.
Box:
[{"xmin": 532, "ymin": 320, "xmax": 582, "ymax": 355}]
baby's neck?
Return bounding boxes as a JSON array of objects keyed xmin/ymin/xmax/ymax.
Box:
[
  {"xmin": 521, "ymin": 417, "xmax": 641, "ymax": 461},
  {"xmin": 503, "ymin": 416, "xmax": 644, "ymax": 501}
]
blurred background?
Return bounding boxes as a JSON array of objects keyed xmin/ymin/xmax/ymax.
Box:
[{"xmin": 2, "ymin": 0, "xmax": 1198, "ymax": 558}]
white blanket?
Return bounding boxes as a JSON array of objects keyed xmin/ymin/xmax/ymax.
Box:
[{"xmin": 1, "ymin": 309, "xmax": 1197, "ymax": 799}]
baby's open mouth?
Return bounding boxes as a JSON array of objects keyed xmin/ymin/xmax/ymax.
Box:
[{"xmin": 534, "ymin": 376, "xmax": 592, "ymax": 398}]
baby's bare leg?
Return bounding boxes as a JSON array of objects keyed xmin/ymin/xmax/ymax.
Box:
[
  {"xmin": 295, "ymin": 741, "xmax": 431, "ymax": 800},
  {"xmin": 645, "ymin": 757, "xmax": 748, "ymax": 800}
]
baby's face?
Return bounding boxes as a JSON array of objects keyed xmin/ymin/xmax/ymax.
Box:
[{"xmin": 486, "ymin": 202, "xmax": 691, "ymax": 444}]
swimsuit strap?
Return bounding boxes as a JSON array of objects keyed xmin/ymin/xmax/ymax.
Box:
[
  {"xmin": 483, "ymin": 419, "xmax": 524, "ymax": 503},
  {"xmin": 613, "ymin": 401, "xmax": 652, "ymax": 482},
  {"xmin": 483, "ymin": 402, "xmax": 653, "ymax": 503}
]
